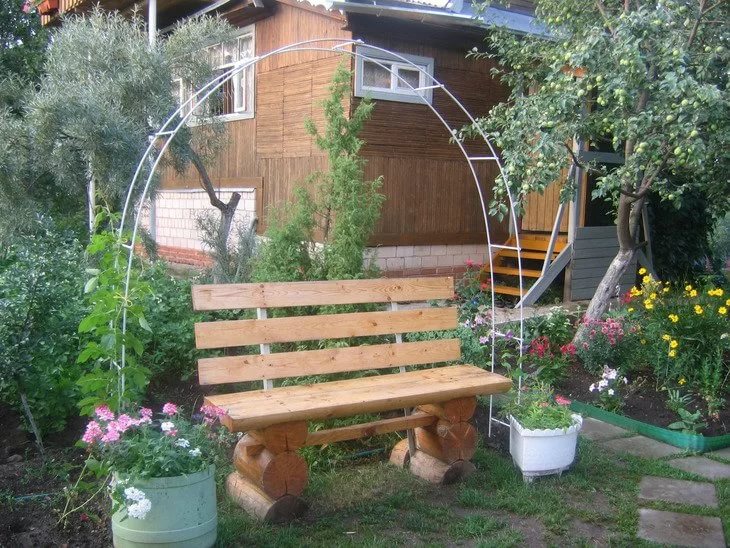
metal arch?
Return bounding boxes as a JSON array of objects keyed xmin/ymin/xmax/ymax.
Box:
[{"xmin": 118, "ymin": 37, "xmax": 525, "ymax": 430}]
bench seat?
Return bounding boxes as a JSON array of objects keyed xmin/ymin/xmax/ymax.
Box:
[{"xmin": 205, "ymin": 364, "xmax": 511, "ymax": 431}]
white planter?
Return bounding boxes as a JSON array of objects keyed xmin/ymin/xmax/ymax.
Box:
[{"xmin": 509, "ymin": 414, "xmax": 582, "ymax": 482}]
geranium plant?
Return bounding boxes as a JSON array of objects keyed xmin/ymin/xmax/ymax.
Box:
[
  {"xmin": 79, "ymin": 402, "xmax": 229, "ymax": 520},
  {"xmin": 501, "ymin": 383, "xmax": 576, "ymax": 430}
]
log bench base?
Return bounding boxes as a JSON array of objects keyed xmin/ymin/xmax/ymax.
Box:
[
  {"xmin": 226, "ymin": 472, "xmax": 308, "ymax": 523},
  {"xmin": 389, "ymin": 438, "xmax": 476, "ymax": 485}
]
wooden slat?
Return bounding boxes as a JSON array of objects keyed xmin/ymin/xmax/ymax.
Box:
[
  {"xmin": 198, "ymin": 339, "xmax": 462, "ymax": 384},
  {"xmin": 518, "ymin": 238, "xmax": 567, "ymax": 252},
  {"xmin": 192, "ymin": 277, "xmax": 454, "ymax": 311},
  {"xmin": 501, "ymin": 249, "xmax": 554, "ymax": 260},
  {"xmin": 205, "ymin": 365, "xmax": 512, "ymax": 431},
  {"xmin": 194, "ymin": 307, "xmax": 458, "ymax": 349},
  {"xmin": 492, "ymin": 285, "xmax": 524, "ymax": 296},
  {"xmin": 304, "ymin": 412, "xmax": 437, "ymax": 446},
  {"xmin": 490, "ymin": 266, "xmax": 542, "ymax": 278}
]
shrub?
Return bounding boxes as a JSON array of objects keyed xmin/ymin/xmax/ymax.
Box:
[
  {"xmin": 524, "ymin": 306, "xmax": 575, "ymax": 347},
  {"xmin": 139, "ymin": 262, "xmax": 200, "ymax": 382},
  {"xmin": 523, "ymin": 336, "xmax": 573, "ymax": 386},
  {"xmin": 0, "ymin": 219, "xmax": 86, "ymax": 436},
  {"xmin": 574, "ymin": 315, "xmax": 643, "ymax": 375},
  {"xmin": 623, "ymin": 272, "xmax": 728, "ymax": 407}
]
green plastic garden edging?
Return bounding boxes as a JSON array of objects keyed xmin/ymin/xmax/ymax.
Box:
[{"xmin": 569, "ymin": 400, "xmax": 730, "ymax": 453}]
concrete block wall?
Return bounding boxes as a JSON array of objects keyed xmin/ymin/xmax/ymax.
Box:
[
  {"xmin": 142, "ymin": 188, "xmax": 257, "ymax": 266},
  {"xmin": 364, "ymin": 244, "xmax": 489, "ymax": 277}
]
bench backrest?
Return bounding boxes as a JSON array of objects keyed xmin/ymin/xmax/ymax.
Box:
[{"xmin": 192, "ymin": 277, "xmax": 460, "ymax": 388}]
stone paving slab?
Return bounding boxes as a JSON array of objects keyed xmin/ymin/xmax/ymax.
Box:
[
  {"xmin": 638, "ymin": 509, "xmax": 725, "ymax": 547},
  {"xmin": 638, "ymin": 476, "xmax": 718, "ymax": 508},
  {"xmin": 708, "ymin": 446, "xmax": 730, "ymax": 461},
  {"xmin": 668, "ymin": 456, "xmax": 730, "ymax": 480},
  {"xmin": 580, "ymin": 418, "xmax": 629, "ymax": 442},
  {"xmin": 601, "ymin": 435, "xmax": 682, "ymax": 459}
]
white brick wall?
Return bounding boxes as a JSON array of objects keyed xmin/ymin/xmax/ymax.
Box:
[
  {"xmin": 142, "ymin": 188, "xmax": 257, "ymax": 251},
  {"xmin": 364, "ymin": 244, "xmax": 489, "ymax": 272}
]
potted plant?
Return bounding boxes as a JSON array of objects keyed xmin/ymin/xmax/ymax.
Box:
[
  {"xmin": 80, "ymin": 402, "xmax": 230, "ymax": 547},
  {"xmin": 503, "ymin": 383, "xmax": 582, "ymax": 482}
]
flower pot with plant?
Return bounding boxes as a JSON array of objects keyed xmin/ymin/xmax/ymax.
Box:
[
  {"xmin": 502, "ymin": 383, "xmax": 582, "ymax": 482},
  {"xmin": 79, "ymin": 402, "xmax": 231, "ymax": 548}
]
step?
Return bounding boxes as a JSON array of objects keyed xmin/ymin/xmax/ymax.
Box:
[
  {"xmin": 492, "ymin": 285, "xmax": 525, "ymax": 297},
  {"xmin": 488, "ymin": 266, "xmax": 542, "ymax": 278},
  {"xmin": 517, "ymin": 238, "xmax": 567, "ymax": 252},
  {"xmin": 500, "ymin": 249, "xmax": 554, "ymax": 261}
]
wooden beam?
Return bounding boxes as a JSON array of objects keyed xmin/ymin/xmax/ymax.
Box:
[
  {"xmin": 194, "ymin": 307, "xmax": 458, "ymax": 349},
  {"xmin": 192, "ymin": 277, "xmax": 454, "ymax": 311},
  {"xmin": 304, "ymin": 412, "xmax": 437, "ymax": 446},
  {"xmin": 198, "ymin": 339, "xmax": 461, "ymax": 385}
]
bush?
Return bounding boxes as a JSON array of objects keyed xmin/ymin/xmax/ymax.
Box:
[
  {"xmin": 0, "ymin": 219, "xmax": 86, "ymax": 435},
  {"xmin": 140, "ymin": 262, "xmax": 200, "ymax": 382},
  {"xmin": 624, "ymin": 273, "xmax": 728, "ymax": 413}
]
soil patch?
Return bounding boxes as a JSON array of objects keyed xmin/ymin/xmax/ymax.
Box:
[{"xmin": 556, "ymin": 364, "xmax": 729, "ymax": 437}]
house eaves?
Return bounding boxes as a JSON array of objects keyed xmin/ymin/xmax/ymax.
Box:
[{"xmin": 328, "ymin": 0, "xmax": 547, "ymax": 36}]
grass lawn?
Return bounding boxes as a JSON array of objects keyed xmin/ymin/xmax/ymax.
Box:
[{"xmin": 214, "ymin": 423, "xmax": 730, "ymax": 547}]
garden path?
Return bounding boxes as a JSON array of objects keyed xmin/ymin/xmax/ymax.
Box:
[{"xmin": 581, "ymin": 416, "xmax": 728, "ymax": 547}]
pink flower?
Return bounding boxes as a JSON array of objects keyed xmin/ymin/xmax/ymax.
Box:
[
  {"xmin": 555, "ymin": 395, "xmax": 571, "ymax": 406},
  {"xmin": 465, "ymin": 259, "xmax": 475, "ymax": 267},
  {"xmin": 101, "ymin": 427, "xmax": 120, "ymax": 443},
  {"xmin": 162, "ymin": 402, "xmax": 178, "ymax": 416},
  {"xmin": 200, "ymin": 404, "xmax": 226, "ymax": 418},
  {"xmin": 139, "ymin": 407, "xmax": 153, "ymax": 419},
  {"xmin": 82, "ymin": 421, "xmax": 103, "ymax": 444},
  {"xmin": 22, "ymin": 0, "xmax": 31, "ymax": 13},
  {"xmin": 113, "ymin": 414, "xmax": 134, "ymax": 433},
  {"xmin": 479, "ymin": 336, "xmax": 489, "ymax": 345},
  {"xmin": 560, "ymin": 343, "xmax": 576, "ymax": 356},
  {"xmin": 94, "ymin": 405, "xmax": 115, "ymax": 422}
]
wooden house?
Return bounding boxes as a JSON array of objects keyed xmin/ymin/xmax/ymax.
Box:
[{"xmin": 42, "ymin": 0, "xmax": 649, "ymax": 304}]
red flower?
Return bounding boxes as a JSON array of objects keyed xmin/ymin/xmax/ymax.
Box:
[
  {"xmin": 480, "ymin": 282, "xmax": 489, "ymax": 291},
  {"xmin": 555, "ymin": 395, "xmax": 571, "ymax": 406},
  {"xmin": 620, "ymin": 290, "xmax": 632, "ymax": 304},
  {"xmin": 560, "ymin": 342, "xmax": 576, "ymax": 356},
  {"xmin": 466, "ymin": 259, "xmax": 475, "ymax": 267}
]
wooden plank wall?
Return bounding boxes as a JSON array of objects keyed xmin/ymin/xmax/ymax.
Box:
[
  {"xmin": 351, "ymin": 30, "xmax": 511, "ymax": 245},
  {"xmin": 522, "ymin": 172, "xmax": 570, "ymax": 233},
  {"xmin": 570, "ymin": 226, "xmax": 636, "ymax": 300}
]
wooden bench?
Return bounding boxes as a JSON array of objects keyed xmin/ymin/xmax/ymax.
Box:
[{"xmin": 192, "ymin": 277, "xmax": 511, "ymax": 522}]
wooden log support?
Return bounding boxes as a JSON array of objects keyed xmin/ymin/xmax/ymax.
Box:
[
  {"xmin": 389, "ymin": 438, "xmax": 411, "ymax": 468},
  {"xmin": 250, "ymin": 421, "xmax": 308, "ymax": 454},
  {"xmin": 233, "ymin": 441, "xmax": 308, "ymax": 499},
  {"xmin": 226, "ymin": 472, "xmax": 307, "ymax": 523},
  {"xmin": 414, "ymin": 420, "xmax": 477, "ymax": 464},
  {"xmin": 418, "ymin": 396, "xmax": 477, "ymax": 423},
  {"xmin": 408, "ymin": 450, "xmax": 476, "ymax": 485}
]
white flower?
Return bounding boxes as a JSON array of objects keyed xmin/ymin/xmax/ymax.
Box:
[
  {"xmin": 607, "ymin": 389, "xmax": 615, "ymax": 396},
  {"xmin": 189, "ymin": 447, "xmax": 202, "ymax": 457},
  {"xmin": 597, "ymin": 379, "xmax": 609, "ymax": 390},
  {"xmin": 160, "ymin": 421, "xmax": 175, "ymax": 432},
  {"xmin": 175, "ymin": 438, "xmax": 190, "ymax": 448},
  {"xmin": 623, "ymin": 377, "xmax": 629, "ymax": 384},
  {"xmin": 124, "ymin": 487, "xmax": 146, "ymax": 502},
  {"xmin": 604, "ymin": 368, "xmax": 618, "ymax": 380},
  {"xmin": 127, "ymin": 497, "xmax": 152, "ymax": 520},
  {"xmin": 589, "ymin": 383, "xmax": 596, "ymax": 392}
]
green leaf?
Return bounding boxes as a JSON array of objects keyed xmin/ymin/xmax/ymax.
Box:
[
  {"xmin": 84, "ymin": 276, "xmax": 98, "ymax": 294},
  {"xmin": 138, "ymin": 315, "xmax": 152, "ymax": 333}
]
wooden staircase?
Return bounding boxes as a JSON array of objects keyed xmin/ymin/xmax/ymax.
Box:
[{"xmin": 482, "ymin": 234, "xmax": 568, "ymax": 298}]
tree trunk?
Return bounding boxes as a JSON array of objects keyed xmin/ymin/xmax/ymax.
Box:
[{"xmin": 573, "ymin": 192, "xmax": 643, "ymax": 342}]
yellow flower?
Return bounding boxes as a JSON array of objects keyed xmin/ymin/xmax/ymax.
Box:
[
  {"xmin": 650, "ymin": 292, "xmax": 657, "ymax": 300},
  {"xmin": 719, "ymin": 307, "xmax": 728, "ymax": 315},
  {"xmin": 678, "ymin": 377, "xmax": 686, "ymax": 385},
  {"xmin": 644, "ymin": 299, "xmax": 654, "ymax": 310},
  {"xmin": 669, "ymin": 340, "xmax": 679, "ymax": 349},
  {"xmin": 642, "ymin": 275, "xmax": 651, "ymax": 284},
  {"xmin": 668, "ymin": 349, "xmax": 677, "ymax": 358},
  {"xmin": 663, "ymin": 287, "xmax": 670, "ymax": 293},
  {"xmin": 640, "ymin": 339, "xmax": 647, "ymax": 345},
  {"xmin": 639, "ymin": 267, "xmax": 647, "ymax": 275},
  {"xmin": 726, "ymin": 298, "xmax": 730, "ymax": 307},
  {"xmin": 715, "ymin": 288, "xmax": 723, "ymax": 297},
  {"xmin": 694, "ymin": 304, "xmax": 704, "ymax": 315},
  {"xmin": 662, "ymin": 334, "xmax": 671, "ymax": 341},
  {"xmin": 689, "ymin": 289, "xmax": 698, "ymax": 298},
  {"xmin": 630, "ymin": 286, "xmax": 642, "ymax": 297},
  {"xmin": 628, "ymin": 307, "xmax": 635, "ymax": 312},
  {"xmin": 668, "ymin": 314, "xmax": 679, "ymax": 323},
  {"xmin": 685, "ymin": 284, "xmax": 693, "ymax": 291}
]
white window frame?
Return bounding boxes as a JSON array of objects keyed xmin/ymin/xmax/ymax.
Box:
[
  {"xmin": 176, "ymin": 25, "xmax": 256, "ymax": 123},
  {"xmin": 354, "ymin": 46, "xmax": 435, "ymax": 105}
]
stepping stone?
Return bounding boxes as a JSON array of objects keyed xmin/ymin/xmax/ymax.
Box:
[
  {"xmin": 580, "ymin": 418, "xmax": 629, "ymax": 441},
  {"xmin": 601, "ymin": 435, "xmax": 681, "ymax": 459},
  {"xmin": 709, "ymin": 446, "xmax": 730, "ymax": 461},
  {"xmin": 638, "ymin": 476, "xmax": 718, "ymax": 508},
  {"xmin": 668, "ymin": 456, "xmax": 730, "ymax": 480},
  {"xmin": 638, "ymin": 509, "xmax": 725, "ymax": 548}
]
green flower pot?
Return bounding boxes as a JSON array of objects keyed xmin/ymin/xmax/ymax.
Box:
[{"xmin": 112, "ymin": 465, "xmax": 217, "ymax": 548}]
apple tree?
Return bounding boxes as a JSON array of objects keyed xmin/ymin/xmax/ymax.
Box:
[{"xmin": 469, "ymin": 0, "xmax": 729, "ymax": 333}]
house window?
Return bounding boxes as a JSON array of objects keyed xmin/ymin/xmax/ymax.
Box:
[
  {"xmin": 355, "ymin": 46, "xmax": 435, "ymax": 105},
  {"xmin": 176, "ymin": 26, "xmax": 255, "ymax": 121}
]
